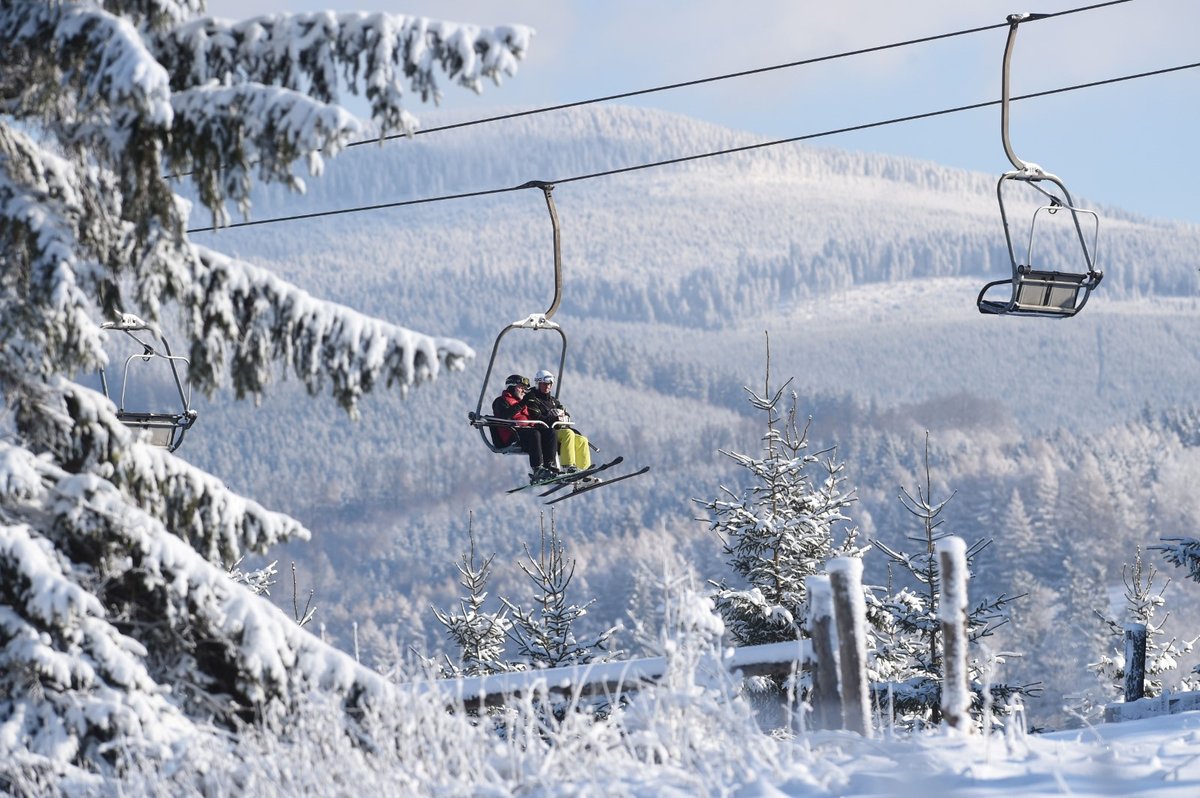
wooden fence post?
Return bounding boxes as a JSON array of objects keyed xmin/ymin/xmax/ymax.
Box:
[
  {"xmin": 1124, "ymin": 623, "xmax": 1148, "ymax": 703},
  {"xmin": 936, "ymin": 536, "xmax": 970, "ymax": 731},
  {"xmin": 805, "ymin": 574, "xmax": 839, "ymax": 730},
  {"xmin": 829, "ymin": 557, "xmax": 871, "ymax": 737}
]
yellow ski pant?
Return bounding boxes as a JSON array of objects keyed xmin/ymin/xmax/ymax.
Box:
[{"xmin": 556, "ymin": 429, "xmax": 591, "ymax": 470}]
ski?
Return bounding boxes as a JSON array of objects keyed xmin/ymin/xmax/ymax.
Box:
[
  {"xmin": 544, "ymin": 466, "xmax": 650, "ymax": 505},
  {"xmin": 505, "ymin": 457, "xmax": 623, "ymax": 495},
  {"xmin": 537, "ymin": 457, "xmax": 625, "ymax": 496}
]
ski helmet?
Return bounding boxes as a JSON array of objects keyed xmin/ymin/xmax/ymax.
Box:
[
  {"xmin": 505, "ymin": 374, "xmax": 530, "ymax": 388},
  {"xmin": 534, "ymin": 369, "xmax": 555, "ymax": 385}
]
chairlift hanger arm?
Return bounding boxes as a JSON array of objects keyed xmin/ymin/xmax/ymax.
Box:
[
  {"xmin": 516, "ymin": 181, "xmax": 563, "ymax": 321},
  {"xmin": 1001, "ymin": 12, "xmax": 1051, "ymax": 173}
]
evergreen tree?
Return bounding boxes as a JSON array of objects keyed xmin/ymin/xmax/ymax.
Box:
[
  {"xmin": 502, "ymin": 519, "xmax": 616, "ymax": 669},
  {"xmin": 1091, "ymin": 546, "xmax": 1197, "ymax": 699},
  {"xmin": 870, "ymin": 434, "xmax": 1027, "ymax": 727},
  {"xmin": 0, "ymin": 0, "xmax": 529, "ymax": 772},
  {"xmin": 697, "ymin": 343, "xmax": 859, "ymax": 646},
  {"xmin": 432, "ymin": 519, "xmax": 512, "ymax": 677}
]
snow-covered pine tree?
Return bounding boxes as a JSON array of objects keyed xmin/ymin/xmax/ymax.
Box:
[
  {"xmin": 697, "ymin": 341, "xmax": 859, "ymax": 646},
  {"xmin": 501, "ymin": 518, "xmax": 616, "ymax": 669},
  {"xmin": 432, "ymin": 519, "xmax": 512, "ymax": 677},
  {"xmin": 869, "ymin": 434, "xmax": 1027, "ymax": 727},
  {"xmin": 1090, "ymin": 546, "xmax": 1197, "ymax": 700},
  {"xmin": 1, "ymin": 0, "xmax": 529, "ymax": 775}
]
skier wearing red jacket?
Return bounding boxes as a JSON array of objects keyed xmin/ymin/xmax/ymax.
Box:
[{"xmin": 491, "ymin": 374, "xmax": 559, "ymax": 482}]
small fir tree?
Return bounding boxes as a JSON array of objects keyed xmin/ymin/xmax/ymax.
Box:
[
  {"xmin": 432, "ymin": 518, "xmax": 512, "ymax": 677},
  {"xmin": 869, "ymin": 434, "xmax": 1028, "ymax": 727},
  {"xmin": 697, "ymin": 338, "xmax": 859, "ymax": 646},
  {"xmin": 502, "ymin": 518, "xmax": 615, "ymax": 668},
  {"xmin": 1090, "ymin": 546, "xmax": 1197, "ymax": 699}
]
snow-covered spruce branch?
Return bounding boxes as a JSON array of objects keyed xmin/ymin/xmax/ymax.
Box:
[
  {"xmin": 0, "ymin": 129, "xmax": 118, "ymax": 380},
  {"xmin": 15, "ymin": 380, "xmax": 308, "ymax": 562},
  {"xmin": 156, "ymin": 12, "xmax": 531, "ymax": 114},
  {"xmin": 0, "ymin": 520, "xmax": 192, "ymax": 763},
  {"xmin": 1153, "ymin": 537, "xmax": 1200, "ymax": 583},
  {"xmin": 187, "ymin": 245, "xmax": 473, "ymax": 412},
  {"xmin": 169, "ymin": 84, "xmax": 361, "ymax": 226},
  {"xmin": 1, "ymin": 441, "xmax": 390, "ymax": 724},
  {"xmin": 0, "ymin": 3, "xmax": 173, "ymax": 174}
]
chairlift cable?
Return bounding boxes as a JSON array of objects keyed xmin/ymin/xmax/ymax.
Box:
[
  {"xmin": 367, "ymin": 0, "xmax": 1132, "ymax": 146},
  {"xmin": 187, "ymin": 58, "xmax": 1200, "ymax": 235},
  {"xmin": 165, "ymin": 0, "xmax": 1134, "ymax": 182}
]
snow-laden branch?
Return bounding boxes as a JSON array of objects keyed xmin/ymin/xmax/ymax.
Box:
[
  {"xmin": 1, "ymin": 2, "xmax": 174, "ymax": 150},
  {"xmin": 0, "ymin": 440, "xmax": 392, "ymax": 760},
  {"xmin": 1153, "ymin": 537, "xmax": 1200, "ymax": 584},
  {"xmin": 104, "ymin": 1, "xmax": 205, "ymax": 30},
  {"xmin": 0, "ymin": 520, "xmax": 190, "ymax": 762},
  {"xmin": 16, "ymin": 380, "xmax": 309, "ymax": 562},
  {"xmin": 0, "ymin": 127, "xmax": 114, "ymax": 380},
  {"xmin": 157, "ymin": 12, "xmax": 531, "ymax": 127},
  {"xmin": 50, "ymin": 469, "xmax": 388, "ymax": 706},
  {"xmin": 169, "ymin": 83, "xmax": 362, "ymax": 225},
  {"xmin": 188, "ymin": 245, "xmax": 474, "ymax": 412}
]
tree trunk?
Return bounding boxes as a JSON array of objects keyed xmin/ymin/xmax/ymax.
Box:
[{"xmin": 1124, "ymin": 623, "xmax": 1148, "ymax": 703}]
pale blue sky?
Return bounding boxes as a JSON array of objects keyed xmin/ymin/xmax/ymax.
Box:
[{"xmin": 203, "ymin": 0, "xmax": 1200, "ymax": 224}]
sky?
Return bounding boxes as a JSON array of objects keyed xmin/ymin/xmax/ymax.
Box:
[{"xmin": 200, "ymin": 0, "xmax": 1200, "ymax": 224}]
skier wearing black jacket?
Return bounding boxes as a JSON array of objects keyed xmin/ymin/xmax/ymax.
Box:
[
  {"xmin": 525, "ymin": 369, "xmax": 592, "ymax": 471},
  {"xmin": 492, "ymin": 373, "xmax": 558, "ymax": 482}
]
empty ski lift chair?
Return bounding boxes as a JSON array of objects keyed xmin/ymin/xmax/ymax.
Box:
[
  {"xmin": 99, "ymin": 315, "xmax": 198, "ymax": 451},
  {"xmin": 977, "ymin": 13, "xmax": 1103, "ymax": 318}
]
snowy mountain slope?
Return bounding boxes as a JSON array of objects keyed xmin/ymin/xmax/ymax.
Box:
[
  {"xmin": 173, "ymin": 105, "xmax": 1200, "ymax": 727},
  {"xmin": 179, "ymin": 101, "xmax": 1200, "ymax": 536},
  {"xmin": 195, "ymin": 104, "xmax": 1198, "ymax": 319}
]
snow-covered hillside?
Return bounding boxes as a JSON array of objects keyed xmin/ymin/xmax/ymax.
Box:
[{"xmin": 178, "ymin": 104, "xmax": 1200, "ymax": 731}]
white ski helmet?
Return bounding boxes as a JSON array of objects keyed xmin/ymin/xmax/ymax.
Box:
[{"xmin": 534, "ymin": 369, "xmax": 555, "ymax": 385}]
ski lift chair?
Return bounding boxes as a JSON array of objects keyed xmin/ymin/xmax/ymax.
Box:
[
  {"xmin": 977, "ymin": 13, "xmax": 1104, "ymax": 318},
  {"xmin": 467, "ymin": 314, "xmax": 568, "ymax": 455},
  {"xmin": 467, "ymin": 182, "xmax": 574, "ymax": 456},
  {"xmin": 977, "ymin": 183, "xmax": 1102, "ymax": 317},
  {"xmin": 99, "ymin": 315, "xmax": 198, "ymax": 451}
]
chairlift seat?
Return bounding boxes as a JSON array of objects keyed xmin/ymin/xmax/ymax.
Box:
[
  {"xmin": 978, "ymin": 15, "xmax": 1105, "ymax": 319},
  {"xmin": 116, "ymin": 412, "xmax": 192, "ymax": 449},
  {"xmin": 468, "ymin": 411, "xmax": 537, "ymax": 456},
  {"xmin": 978, "ymin": 269, "xmax": 1093, "ymax": 318}
]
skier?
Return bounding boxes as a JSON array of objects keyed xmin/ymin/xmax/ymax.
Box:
[
  {"xmin": 525, "ymin": 369, "xmax": 592, "ymax": 472},
  {"xmin": 492, "ymin": 374, "xmax": 559, "ymax": 482}
]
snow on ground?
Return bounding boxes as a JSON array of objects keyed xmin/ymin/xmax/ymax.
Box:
[{"xmin": 766, "ymin": 711, "xmax": 1200, "ymax": 797}]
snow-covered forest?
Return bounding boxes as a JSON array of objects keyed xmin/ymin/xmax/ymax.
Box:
[
  {"xmin": 177, "ymin": 103, "xmax": 1200, "ymax": 731},
  {"xmin": 6, "ymin": 1, "xmax": 1200, "ymax": 795}
]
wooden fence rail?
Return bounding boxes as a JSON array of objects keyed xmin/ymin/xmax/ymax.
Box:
[
  {"xmin": 435, "ymin": 539, "xmax": 977, "ymax": 737},
  {"xmin": 433, "ymin": 640, "xmax": 807, "ymax": 711}
]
